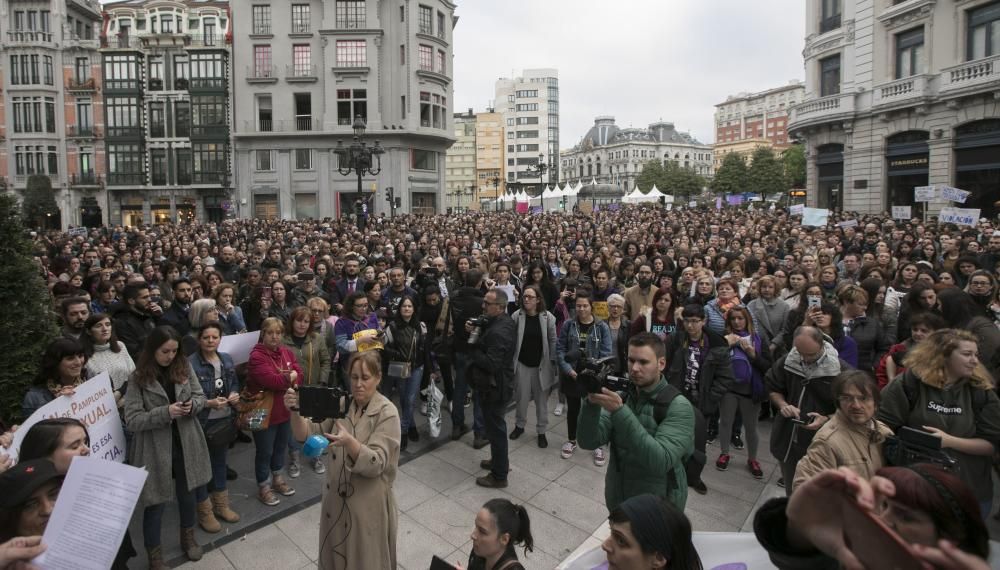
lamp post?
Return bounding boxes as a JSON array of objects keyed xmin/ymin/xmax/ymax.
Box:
[
  {"xmin": 490, "ymin": 175, "xmax": 500, "ymax": 212},
  {"xmin": 334, "ymin": 115, "xmax": 384, "ymax": 220},
  {"xmin": 526, "ymin": 153, "xmax": 548, "ymax": 211}
]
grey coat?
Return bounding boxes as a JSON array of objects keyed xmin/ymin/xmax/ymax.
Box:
[
  {"xmin": 124, "ymin": 365, "xmax": 212, "ymax": 507},
  {"xmin": 511, "ymin": 309, "xmax": 558, "ymax": 391}
]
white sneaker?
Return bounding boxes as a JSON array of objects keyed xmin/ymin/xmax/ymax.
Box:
[
  {"xmin": 593, "ymin": 447, "xmax": 607, "ymax": 467},
  {"xmin": 560, "ymin": 440, "xmax": 577, "ymax": 459},
  {"xmin": 312, "ymin": 457, "xmax": 326, "ymax": 474},
  {"xmin": 554, "ymin": 404, "xmax": 564, "ymax": 416}
]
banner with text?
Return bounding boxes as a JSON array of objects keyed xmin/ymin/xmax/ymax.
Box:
[
  {"xmin": 789, "ymin": 204, "xmax": 805, "ymax": 216},
  {"xmin": 939, "ymin": 207, "xmax": 981, "ymax": 227},
  {"xmin": 892, "ymin": 205, "xmax": 912, "ymax": 220},
  {"xmin": 914, "ymin": 186, "xmax": 936, "ymax": 202},
  {"xmin": 939, "ymin": 186, "xmax": 970, "ymax": 204},
  {"xmin": 802, "ymin": 207, "xmax": 829, "ymax": 226}
]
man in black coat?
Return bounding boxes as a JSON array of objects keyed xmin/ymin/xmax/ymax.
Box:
[
  {"xmin": 468, "ymin": 288, "xmax": 517, "ymax": 488},
  {"xmin": 159, "ymin": 278, "xmax": 193, "ymax": 336},
  {"xmin": 446, "ymin": 269, "xmax": 487, "ymax": 447},
  {"xmin": 113, "ymin": 283, "xmax": 162, "ymax": 359}
]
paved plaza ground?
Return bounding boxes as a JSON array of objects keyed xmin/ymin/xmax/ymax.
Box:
[{"xmin": 132, "ymin": 391, "xmax": 1000, "ymax": 569}]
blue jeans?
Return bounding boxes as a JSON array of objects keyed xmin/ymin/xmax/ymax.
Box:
[
  {"xmin": 482, "ymin": 398, "xmax": 509, "ymax": 480},
  {"xmin": 143, "ymin": 455, "xmax": 196, "ymax": 547},
  {"xmin": 383, "ymin": 365, "xmax": 423, "ymax": 432},
  {"xmin": 452, "ymin": 352, "xmax": 484, "ymax": 435},
  {"xmin": 252, "ymin": 421, "xmax": 291, "ymax": 485},
  {"xmin": 195, "ymin": 420, "xmax": 231, "ymax": 502}
]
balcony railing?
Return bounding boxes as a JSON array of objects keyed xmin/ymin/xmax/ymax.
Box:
[
  {"xmin": 70, "ymin": 172, "xmax": 101, "ymax": 187},
  {"xmin": 238, "ymin": 119, "xmax": 321, "ymax": 133},
  {"xmin": 100, "ymin": 34, "xmax": 141, "ymax": 49},
  {"xmin": 296, "ymin": 116, "xmax": 317, "ymax": 131},
  {"xmin": 189, "ymin": 77, "xmax": 226, "ymax": 90},
  {"xmin": 148, "ymin": 78, "xmax": 164, "ymax": 91},
  {"xmin": 940, "ymin": 55, "xmax": 1000, "ymax": 94},
  {"xmin": 106, "ymin": 126, "xmax": 143, "ymax": 139},
  {"xmin": 286, "ymin": 64, "xmax": 317, "ymax": 79},
  {"xmin": 104, "ymin": 79, "xmax": 140, "ymax": 92},
  {"xmin": 873, "ymin": 74, "xmax": 933, "ymax": 108},
  {"xmin": 174, "ymin": 78, "xmax": 190, "ymax": 90},
  {"xmin": 7, "ymin": 30, "xmax": 54, "ymax": 44},
  {"xmin": 789, "ymin": 92, "xmax": 855, "ymax": 127},
  {"xmin": 107, "ymin": 172, "xmax": 146, "ymax": 186},
  {"xmin": 193, "ymin": 171, "xmax": 226, "ymax": 184},
  {"xmin": 251, "ymin": 25, "xmax": 272, "ymax": 36},
  {"xmin": 191, "ymin": 124, "xmax": 229, "ymax": 138},
  {"xmin": 67, "ymin": 77, "xmax": 96, "ymax": 92},
  {"xmin": 186, "ymin": 33, "xmax": 222, "ymax": 47},
  {"xmin": 257, "ymin": 118, "xmax": 273, "ymax": 132},
  {"xmin": 246, "ymin": 65, "xmax": 278, "ymax": 81},
  {"xmin": 335, "ymin": 18, "xmax": 365, "ymax": 30},
  {"xmin": 67, "ymin": 125, "xmax": 100, "ymax": 138}
]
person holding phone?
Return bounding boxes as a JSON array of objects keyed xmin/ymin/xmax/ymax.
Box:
[{"xmin": 124, "ymin": 326, "xmax": 211, "ymax": 566}]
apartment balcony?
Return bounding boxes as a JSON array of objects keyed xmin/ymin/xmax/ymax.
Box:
[
  {"xmin": 939, "ymin": 55, "xmax": 1000, "ymax": 98},
  {"xmin": 246, "ymin": 66, "xmax": 279, "ymax": 84},
  {"xmin": 286, "ymin": 64, "xmax": 318, "ymax": 83},
  {"xmin": 106, "ymin": 172, "xmax": 146, "ymax": 186},
  {"xmin": 186, "ymin": 33, "xmax": 225, "ymax": 48},
  {"xmin": 100, "ymin": 34, "xmax": 141, "ymax": 50},
  {"xmin": 106, "ymin": 126, "xmax": 144, "ymax": 139},
  {"xmin": 191, "ymin": 124, "xmax": 230, "ymax": 139},
  {"xmin": 104, "ymin": 78, "xmax": 141, "ymax": 93},
  {"xmin": 189, "ymin": 77, "xmax": 227, "ymax": 92},
  {"xmin": 67, "ymin": 125, "xmax": 101, "ymax": 139},
  {"xmin": 788, "ymin": 92, "xmax": 855, "ymax": 132},
  {"xmin": 192, "ymin": 171, "xmax": 226, "ymax": 184},
  {"xmin": 235, "ymin": 119, "xmax": 321, "ymax": 135},
  {"xmin": 296, "ymin": 117, "xmax": 318, "ymax": 131},
  {"xmin": 872, "ymin": 74, "xmax": 934, "ymax": 110},
  {"xmin": 69, "ymin": 172, "xmax": 102, "ymax": 188},
  {"xmin": 66, "ymin": 77, "xmax": 96, "ymax": 93},
  {"xmin": 64, "ymin": 32, "xmax": 99, "ymax": 50},
  {"xmin": 174, "ymin": 78, "xmax": 190, "ymax": 91},
  {"xmin": 7, "ymin": 30, "xmax": 55, "ymax": 46}
]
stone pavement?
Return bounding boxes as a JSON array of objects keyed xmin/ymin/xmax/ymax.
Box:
[{"xmin": 170, "ymin": 393, "xmax": 788, "ymax": 570}]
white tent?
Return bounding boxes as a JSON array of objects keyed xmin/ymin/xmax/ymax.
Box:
[{"xmin": 516, "ymin": 189, "xmax": 529, "ymax": 202}]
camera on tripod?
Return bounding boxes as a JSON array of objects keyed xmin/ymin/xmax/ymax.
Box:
[
  {"xmin": 576, "ymin": 357, "xmax": 631, "ymax": 394},
  {"xmin": 296, "ymin": 385, "xmax": 352, "ymax": 421}
]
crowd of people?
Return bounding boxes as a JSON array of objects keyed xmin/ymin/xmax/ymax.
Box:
[{"xmin": 1, "ymin": 202, "xmax": 1000, "ymax": 569}]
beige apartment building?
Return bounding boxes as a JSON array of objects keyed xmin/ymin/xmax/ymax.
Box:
[
  {"xmin": 444, "ymin": 109, "xmax": 475, "ymax": 211},
  {"xmin": 475, "ymin": 110, "xmax": 504, "ymax": 201}
]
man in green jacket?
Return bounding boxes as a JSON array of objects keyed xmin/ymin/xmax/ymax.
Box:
[{"xmin": 578, "ymin": 332, "xmax": 696, "ymax": 512}]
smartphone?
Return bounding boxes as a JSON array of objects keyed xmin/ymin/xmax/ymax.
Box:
[
  {"xmin": 841, "ymin": 498, "xmax": 924, "ymax": 569},
  {"xmin": 789, "ymin": 417, "xmax": 809, "ymax": 426},
  {"xmin": 262, "ymin": 286, "xmax": 272, "ymax": 301},
  {"xmin": 807, "ymin": 295, "xmax": 821, "ymax": 309},
  {"xmin": 429, "ymin": 555, "xmax": 457, "ymax": 570}
]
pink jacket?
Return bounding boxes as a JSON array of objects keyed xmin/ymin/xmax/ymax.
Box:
[{"xmin": 247, "ymin": 343, "xmax": 303, "ymax": 425}]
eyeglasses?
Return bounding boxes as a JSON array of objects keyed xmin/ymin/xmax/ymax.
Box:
[
  {"xmin": 970, "ymin": 281, "xmax": 992, "ymax": 288},
  {"xmin": 837, "ymin": 394, "xmax": 873, "ymax": 405}
]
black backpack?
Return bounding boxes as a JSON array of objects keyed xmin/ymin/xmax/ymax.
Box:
[{"xmin": 650, "ymin": 385, "xmax": 705, "ymax": 492}]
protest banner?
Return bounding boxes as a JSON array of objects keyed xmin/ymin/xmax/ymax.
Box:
[
  {"xmin": 837, "ymin": 219, "xmax": 859, "ymax": 228},
  {"xmin": 7, "ymin": 373, "xmax": 125, "ymax": 463},
  {"xmin": 939, "ymin": 186, "xmax": 970, "ymax": 203},
  {"xmin": 914, "ymin": 186, "xmax": 936, "ymax": 202},
  {"xmin": 688, "ymin": 201, "xmax": 698, "ymax": 208},
  {"xmin": 218, "ymin": 331, "xmax": 259, "ymax": 365},
  {"xmin": 939, "ymin": 207, "xmax": 980, "ymax": 226},
  {"xmin": 802, "ymin": 207, "xmax": 829, "ymax": 226},
  {"xmin": 715, "ymin": 197, "xmax": 722, "ymax": 210},
  {"xmin": 789, "ymin": 204, "xmax": 805, "ymax": 216},
  {"xmin": 892, "ymin": 205, "xmax": 912, "ymax": 220},
  {"xmin": 354, "ymin": 329, "xmax": 384, "ymax": 352}
]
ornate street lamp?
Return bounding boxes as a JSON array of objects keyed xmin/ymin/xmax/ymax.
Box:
[{"xmin": 334, "ymin": 115, "xmax": 384, "ymax": 215}]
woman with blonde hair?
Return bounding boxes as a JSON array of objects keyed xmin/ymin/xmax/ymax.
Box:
[
  {"xmin": 181, "ymin": 299, "xmax": 220, "ymax": 356},
  {"xmin": 878, "ymin": 328, "xmax": 1000, "ymax": 517}
]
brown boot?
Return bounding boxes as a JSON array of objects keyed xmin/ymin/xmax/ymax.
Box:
[
  {"xmin": 211, "ymin": 490, "xmax": 241, "ymax": 523},
  {"xmin": 197, "ymin": 497, "xmax": 221, "ymax": 533},
  {"xmin": 147, "ymin": 545, "xmax": 165, "ymax": 570},
  {"xmin": 272, "ymin": 473, "xmax": 296, "ymax": 496},
  {"xmin": 179, "ymin": 526, "xmax": 203, "ymax": 561}
]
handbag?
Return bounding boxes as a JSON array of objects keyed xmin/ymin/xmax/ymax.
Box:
[
  {"xmin": 387, "ymin": 326, "xmax": 418, "ymax": 379},
  {"xmin": 204, "ymin": 418, "xmax": 239, "ymax": 449},
  {"xmin": 235, "ymin": 389, "xmax": 273, "ymax": 432}
]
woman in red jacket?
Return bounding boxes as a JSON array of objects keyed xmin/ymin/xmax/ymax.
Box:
[{"xmin": 247, "ymin": 317, "xmax": 303, "ymax": 506}]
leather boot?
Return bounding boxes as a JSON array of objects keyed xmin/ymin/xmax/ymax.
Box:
[
  {"xmin": 211, "ymin": 490, "xmax": 241, "ymax": 523},
  {"xmin": 147, "ymin": 545, "xmax": 165, "ymax": 570},
  {"xmin": 197, "ymin": 498, "xmax": 221, "ymax": 533},
  {"xmin": 180, "ymin": 526, "xmax": 203, "ymax": 561}
]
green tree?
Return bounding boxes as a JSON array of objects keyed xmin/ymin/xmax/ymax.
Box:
[
  {"xmin": 635, "ymin": 160, "xmax": 666, "ymax": 192},
  {"xmin": 748, "ymin": 146, "xmax": 786, "ymax": 198},
  {"xmin": 783, "ymin": 144, "xmax": 806, "ymax": 189},
  {"xmin": 662, "ymin": 162, "xmax": 705, "ymax": 198},
  {"xmin": 711, "ymin": 152, "xmax": 748, "ymax": 195},
  {"xmin": 22, "ymin": 174, "xmax": 59, "ymax": 229},
  {"xmin": 0, "ymin": 194, "xmax": 57, "ymax": 422}
]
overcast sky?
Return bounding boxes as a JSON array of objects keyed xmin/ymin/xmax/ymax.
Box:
[{"xmin": 452, "ymin": 0, "xmax": 806, "ymax": 149}]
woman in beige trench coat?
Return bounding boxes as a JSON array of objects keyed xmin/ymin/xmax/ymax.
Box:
[{"xmin": 285, "ymin": 350, "xmax": 400, "ymax": 569}]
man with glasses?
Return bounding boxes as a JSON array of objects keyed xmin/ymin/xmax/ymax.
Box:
[
  {"xmin": 466, "ymin": 289, "xmax": 517, "ymax": 489},
  {"xmin": 623, "ymin": 263, "xmax": 657, "ymax": 321},
  {"xmin": 966, "ymin": 271, "xmax": 996, "ymax": 320},
  {"xmin": 766, "ymin": 326, "xmax": 846, "ymax": 495}
]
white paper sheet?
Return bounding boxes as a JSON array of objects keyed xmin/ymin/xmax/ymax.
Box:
[
  {"xmin": 34, "ymin": 456, "xmax": 147, "ymax": 570},
  {"xmin": 219, "ymin": 330, "xmax": 261, "ymax": 365}
]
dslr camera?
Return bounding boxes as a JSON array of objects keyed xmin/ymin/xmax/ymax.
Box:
[
  {"xmin": 413, "ymin": 266, "xmax": 440, "ymax": 292},
  {"xmin": 466, "ymin": 315, "xmax": 490, "ymax": 344},
  {"xmin": 296, "ymin": 385, "xmax": 352, "ymax": 421},
  {"xmin": 576, "ymin": 357, "xmax": 631, "ymax": 394}
]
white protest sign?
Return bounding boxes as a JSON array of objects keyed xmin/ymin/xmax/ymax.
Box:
[
  {"xmin": 914, "ymin": 186, "xmax": 936, "ymax": 202},
  {"xmin": 789, "ymin": 204, "xmax": 805, "ymax": 216},
  {"xmin": 34, "ymin": 456, "xmax": 147, "ymax": 570},
  {"xmin": 837, "ymin": 219, "xmax": 859, "ymax": 228},
  {"xmin": 939, "ymin": 186, "xmax": 970, "ymax": 203},
  {"xmin": 219, "ymin": 331, "xmax": 260, "ymax": 365},
  {"xmin": 802, "ymin": 207, "xmax": 829, "ymax": 226},
  {"xmin": 8, "ymin": 373, "xmax": 125, "ymax": 463},
  {"xmin": 892, "ymin": 205, "xmax": 912, "ymax": 220},
  {"xmin": 939, "ymin": 207, "xmax": 981, "ymax": 226},
  {"xmin": 688, "ymin": 201, "xmax": 697, "ymax": 208}
]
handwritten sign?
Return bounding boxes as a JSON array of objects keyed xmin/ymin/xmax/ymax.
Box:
[
  {"xmin": 802, "ymin": 207, "xmax": 829, "ymax": 227},
  {"xmin": 939, "ymin": 207, "xmax": 980, "ymax": 227},
  {"xmin": 914, "ymin": 186, "xmax": 936, "ymax": 202},
  {"xmin": 837, "ymin": 219, "xmax": 859, "ymax": 228},
  {"xmin": 789, "ymin": 204, "xmax": 805, "ymax": 216},
  {"xmin": 939, "ymin": 186, "xmax": 970, "ymax": 204},
  {"xmin": 592, "ymin": 301, "xmax": 609, "ymax": 320},
  {"xmin": 892, "ymin": 206, "xmax": 912, "ymax": 220},
  {"xmin": 688, "ymin": 201, "xmax": 697, "ymax": 208},
  {"xmin": 7, "ymin": 373, "xmax": 125, "ymax": 464}
]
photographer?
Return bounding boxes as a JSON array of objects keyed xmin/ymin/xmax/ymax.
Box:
[
  {"xmin": 446, "ymin": 270, "xmax": 487, "ymax": 447},
  {"xmin": 467, "ymin": 289, "xmax": 517, "ymax": 488},
  {"xmin": 577, "ymin": 333, "xmax": 695, "ymax": 511}
]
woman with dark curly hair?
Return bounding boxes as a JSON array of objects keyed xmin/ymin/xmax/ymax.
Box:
[{"xmin": 22, "ymin": 338, "xmax": 89, "ymax": 418}]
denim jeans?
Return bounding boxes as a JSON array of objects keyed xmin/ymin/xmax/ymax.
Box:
[
  {"xmin": 252, "ymin": 421, "xmax": 291, "ymax": 484},
  {"xmin": 142, "ymin": 454, "xmax": 196, "ymax": 548},
  {"xmin": 383, "ymin": 365, "xmax": 424, "ymax": 432},
  {"xmin": 451, "ymin": 351, "xmax": 484, "ymax": 435},
  {"xmin": 194, "ymin": 419, "xmax": 231, "ymax": 502},
  {"xmin": 482, "ymin": 397, "xmax": 509, "ymax": 480}
]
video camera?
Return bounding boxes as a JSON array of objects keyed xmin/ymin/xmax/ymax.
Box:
[
  {"xmin": 295, "ymin": 385, "xmax": 352, "ymax": 421},
  {"xmin": 884, "ymin": 426, "xmax": 958, "ymax": 471},
  {"xmin": 413, "ymin": 266, "xmax": 440, "ymax": 292},
  {"xmin": 576, "ymin": 357, "xmax": 631, "ymax": 394}
]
